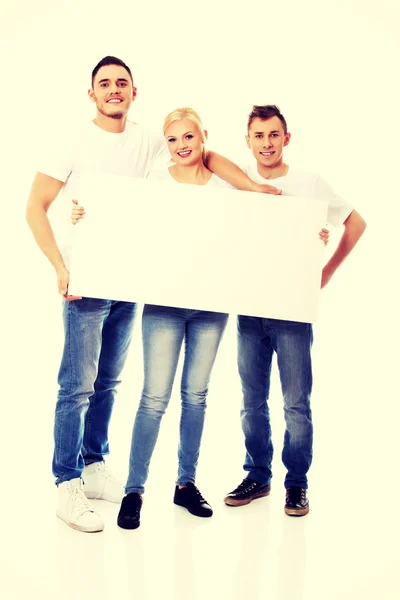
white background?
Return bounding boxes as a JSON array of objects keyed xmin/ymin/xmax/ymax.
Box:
[{"xmin": 1, "ymin": 1, "xmax": 399, "ymax": 599}]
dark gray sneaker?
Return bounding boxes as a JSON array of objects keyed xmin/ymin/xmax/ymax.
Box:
[
  {"xmin": 284, "ymin": 487, "xmax": 309, "ymax": 517},
  {"xmin": 224, "ymin": 478, "xmax": 271, "ymax": 506}
]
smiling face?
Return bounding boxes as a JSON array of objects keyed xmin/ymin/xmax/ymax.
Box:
[
  {"xmin": 246, "ymin": 116, "xmax": 291, "ymax": 169},
  {"xmin": 164, "ymin": 118, "xmax": 207, "ymax": 166},
  {"xmin": 88, "ymin": 64, "xmax": 137, "ymax": 119}
]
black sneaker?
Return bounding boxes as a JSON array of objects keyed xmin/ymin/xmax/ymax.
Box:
[
  {"xmin": 224, "ymin": 478, "xmax": 271, "ymax": 506},
  {"xmin": 284, "ymin": 487, "xmax": 309, "ymax": 517},
  {"xmin": 117, "ymin": 492, "xmax": 143, "ymax": 529},
  {"xmin": 173, "ymin": 482, "xmax": 213, "ymax": 518}
]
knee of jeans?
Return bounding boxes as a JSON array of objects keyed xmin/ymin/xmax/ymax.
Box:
[
  {"xmin": 139, "ymin": 391, "xmax": 170, "ymax": 414},
  {"xmin": 181, "ymin": 387, "xmax": 207, "ymax": 407},
  {"xmin": 94, "ymin": 375, "xmax": 122, "ymax": 392},
  {"xmin": 283, "ymin": 390, "xmax": 311, "ymax": 411},
  {"xmin": 283, "ymin": 402, "xmax": 312, "ymax": 428},
  {"xmin": 56, "ymin": 391, "xmax": 90, "ymax": 411}
]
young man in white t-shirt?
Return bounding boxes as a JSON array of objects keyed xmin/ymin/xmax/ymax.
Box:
[
  {"xmin": 224, "ymin": 105, "xmax": 366, "ymax": 516},
  {"xmin": 26, "ymin": 59, "xmax": 282, "ymax": 534}
]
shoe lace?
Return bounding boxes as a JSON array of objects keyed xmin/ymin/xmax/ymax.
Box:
[
  {"xmin": 123, "ymin": 493, "xmax": 142, "ymax": 514},
  {"xmin": 286, "ymin": 487, "xmax": 305, "ymax": 504},
  {"xmin": 71, "ymin": 486, "xmax": 94, "ymax": 517},
  {"xmin": 185, "ymin": 483, "xmax": 206, "ymax": 503},
  {"xmin": 97, "ymin": 463, "xmax": 121, "ymax": 484},
  {"xmin": 232, "ymin": 478, "xmax": 257, "ymax": 495}
]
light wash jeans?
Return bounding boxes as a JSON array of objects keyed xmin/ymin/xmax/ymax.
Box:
[
  {"xmin": 126, "ymin": 304, "xmax": 228, "ymax": 494},
  {"xmin": 237, "ymin": 315, "xmax": 313, "ymax": 489},
  {"xmin": 53, "ymin": 298, "xmax": 137, "ymax": 484}
]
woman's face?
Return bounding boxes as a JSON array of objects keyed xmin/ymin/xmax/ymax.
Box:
[{"xmin": 164, "ymin": 118, "xmax": 205, "ymax": 166}]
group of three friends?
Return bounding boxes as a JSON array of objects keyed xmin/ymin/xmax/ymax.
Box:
[{"xmin": 26, "ymin": 55, "xmax": 366, "ymax": 533}]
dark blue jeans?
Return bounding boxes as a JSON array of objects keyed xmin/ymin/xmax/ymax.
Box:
[
  {"xmin": 53, "ymin": 298, "xmax": 137, "ymax": 484},
  {"xmin": 237, "ymin": 316, "xmax": 313, "ymax": 489}
]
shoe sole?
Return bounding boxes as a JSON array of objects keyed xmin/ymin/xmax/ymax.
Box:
[
  {"xmin": 57, "ymin": 513, "xmax": 104, "ymax": 533},
  {"xmin": 224, "ymin": 489, "xmax": 271, "ymax": 507},
  {"xmin": 284, "ymin": 505, "xmax": 310, "ymax": 517},
  {"xmin": 117, "ymin": 520, "xmax": 140, "ymax": 530},
  {"xmin": 174, "ymin": 500, "xmax": 213, "ymax": 518}
]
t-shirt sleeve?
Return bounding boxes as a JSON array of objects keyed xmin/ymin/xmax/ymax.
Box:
[
  {"xmin": 36, "ymin": 131, "xmax": 74, "ymax": 183},
  {"xmin": 149, "ymin": 131, "xmax": 171, "ymax": 167},
  {"xmin": 314, "ymin": 176, "xmax": 353, "ymax": 227}
]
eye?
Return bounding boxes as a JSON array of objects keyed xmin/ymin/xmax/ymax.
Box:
[
  {"xmin": 185, "ymin": 134, "xmax": 194, "ymax": 140},
  {"xmin": 118, "ymin": 82, "xmax": 127, "ymax": 87},
  {"xmin": 100, "ymin": 83, "xmax": 108, "ymax": 88},
  {"xmin": 167, "ymin": 137, "xmax": 176, "ymax": 143},
  {"xmin": 270, "ymin": 133, "xmax": 279, "ymax": 138},
  {"xmin": 255, "ymin": 134, "xmax": 263, "ymax": 138}
]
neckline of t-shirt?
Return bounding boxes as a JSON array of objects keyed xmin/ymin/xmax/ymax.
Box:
[
  {"xmin": 255, "ymin": 164, "xmax": 291, "ymax": 182},
  {"xmin": 89, "ymin": 120, "xmax": 134, "ymax": 136},
  {"xmin": 167, "ymin": 167, "xmax": 214, "ymax": 186}
]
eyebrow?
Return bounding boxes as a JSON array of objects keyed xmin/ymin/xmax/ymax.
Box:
[
  {"xmin": 167, "ymin": 130, "xmax": 194, "ymax": 138},
  {"xmin": 253, "ymin": 130, "xmax": 279, "ymax": 134},
  {"xmin": 97, "ymin": 78, "xmax": 129, "ymax": 84},
  {"xmin": 167, "ymin": 130, "xmax": 195, "ymax": 137}
]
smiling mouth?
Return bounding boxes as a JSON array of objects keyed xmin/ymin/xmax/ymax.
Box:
[
  {"xmin": 260, "ymin": 151, "xmax": 275, "ymax": 156},
  {"xmin": 107, "ymin": 98, "xmax": 123, "ymax": 103},
  {"xmin": 177, "ymin": 150, "xmax": 192, "ymax": 157}
]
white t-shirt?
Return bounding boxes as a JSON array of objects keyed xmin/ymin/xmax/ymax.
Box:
[
  {"xmin": 147, "ymin": 166, "xmax": 234, "ymax": 189},
  {"xmin": 38, "ymin": 121, "xmax": 170, "ymax": 266},
  {"xmin": 244, "ymin": 163, "xmax": 353, "ymax": 228}
]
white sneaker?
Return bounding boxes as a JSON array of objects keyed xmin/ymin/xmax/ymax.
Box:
[
  {"xmin": 56, "ymin": 478, "xmax": 104, "ymax": 533},
  {"xmin": 83, "ymin": 461, "xmax": 125, "ymax": 503}
]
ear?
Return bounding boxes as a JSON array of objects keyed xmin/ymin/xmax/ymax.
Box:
[
  {"xmin": 203, "ymin": 129, "xmax": 208, "ymax": 141},
  {"xmin": 132, "ymin": 86, "xmax": 137, "ymax": 101},
  {"xmin": 245, "ymin": 134, "xmax": 251, "ymax": 149},
  {"xmin": 283, "ymin": 132, "xmax": 291, "ymax": 147},
  {"xmin": 88, "ymin": 88, "xmax": 96, "ymax": 103}
]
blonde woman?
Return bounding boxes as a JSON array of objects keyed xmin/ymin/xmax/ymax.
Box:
[{"xmin": 117, "ymin": 108, "xmax": 233, "ymax": 528}]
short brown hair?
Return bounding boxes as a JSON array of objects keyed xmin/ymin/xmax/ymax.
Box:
[
  {"xmin": 91, "ymin": 56, "xmax": 133, "ymax": 87},
  {"xmin": 247, "ymin": 105, "xmax": 287, "ymax": 134}
]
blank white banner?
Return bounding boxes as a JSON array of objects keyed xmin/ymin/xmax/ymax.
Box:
[{"xmin": 68, "ymin": 175, "xmax": 327, "ymax": 323}]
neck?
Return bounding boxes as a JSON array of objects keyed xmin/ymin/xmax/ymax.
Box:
[
  {"xmin": 169, "ymin": 161, "xmax": 211, "ymax": 185},
  {"xmin": 93, "ymin": 112, "xmax": 127, "ymax": 133},
  {"xmin": 256, "ymin": 159, "xmax": 289, "ymax": 180}
]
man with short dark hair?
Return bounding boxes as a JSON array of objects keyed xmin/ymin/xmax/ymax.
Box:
[
  {"xmin": 26, "ymin": 60, "xmax": 281, "ymax": 533},
  {"xmin": 224, "ymin": 105, "xmax": 366, "ymax": 516}
]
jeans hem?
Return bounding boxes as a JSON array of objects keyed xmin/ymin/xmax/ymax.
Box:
[
  {"xmin": 176, "ymin": 477, "xmax": 196, "ymax": 486},
  {"xmin": 125, "ymin": 487, "xmax": 144, "ymax": 495}
]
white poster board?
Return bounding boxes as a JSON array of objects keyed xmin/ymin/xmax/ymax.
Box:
[{"xmin": 68, "ymin": 175, "xmax": 327, "ymax": 323}]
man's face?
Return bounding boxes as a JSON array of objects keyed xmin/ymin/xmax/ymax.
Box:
[
  {"xmin": 88, "ymin": 64, "xmax": 137, "ymax": 119},
  {"xmin": 164, "ymin": 118, "xmax": 207, "ymax": 166},
  {"xmin": 246, "ymin": 116, "xmax": 290, "ymax": 167}
]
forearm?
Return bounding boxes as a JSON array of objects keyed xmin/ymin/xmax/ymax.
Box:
[
  {"xmin": 26, "ymin": 207, "xmax": 66, "ymax": 272},
  {"xmin": 206, "ymin": 151, "xmax": 258, "ymax": 191},
  {"xmin": 323, "ymin": 210, "xmax": 366, "ymax": 276}
]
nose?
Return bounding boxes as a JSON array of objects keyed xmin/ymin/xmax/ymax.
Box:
[
  {"xmin": 178, "ymin": 139, "xmax": 188, "ymax": 150},
  {"xmin": 109, "ymin": 83, "xmax": 121, "ymax": 94},
  {"xmin": 263, "ymin": 139, "xmax": 273, "ymax": 148}
]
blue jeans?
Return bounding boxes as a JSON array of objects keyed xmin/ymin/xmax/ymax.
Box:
[
  {"xmin": 237, "ymin": 316, "xmax": 313, "ymax": 489},
  {"xmin": 53, "ymin": 298, "xmax": 137, "ymax": 484},
  {"xmin": 126, "ymin": 304, "xmax": 228, "ymax": 494}
]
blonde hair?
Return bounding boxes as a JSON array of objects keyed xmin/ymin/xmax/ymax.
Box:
[{"xmin": 163, "ymin": 107, "xmax": 208, "ymax": 164}]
